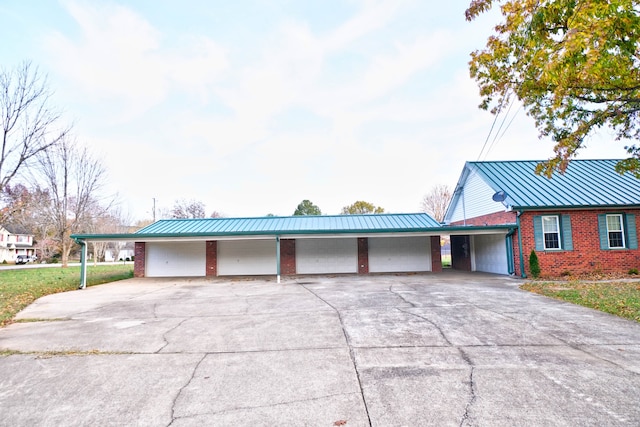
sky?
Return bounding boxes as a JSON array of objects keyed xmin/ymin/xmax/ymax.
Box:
[{"xmin": 0, "ymin": 0, "xmax": 625, "ymax": 222}]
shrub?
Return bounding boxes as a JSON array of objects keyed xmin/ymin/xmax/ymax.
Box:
[
  {"xmin": 629, "ymin": 268, "xmax": 639, "ymax": 275},
  {"xmin": 529, "ymin": 250, "xmax": 540, "ymax": 278}
]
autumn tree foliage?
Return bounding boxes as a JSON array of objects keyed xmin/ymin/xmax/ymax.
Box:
[
  {"xmin": 466, "ymin": 0, "xmax": 640, "ymax": 177},
  {"xmin": 341, "ymin": 201, "xmax": 385, "ymax": 214}
]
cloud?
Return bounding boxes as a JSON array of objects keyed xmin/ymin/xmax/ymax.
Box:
[{"xmin": 45, "ymin": 0, "xmax": 228, "ymax": 120}]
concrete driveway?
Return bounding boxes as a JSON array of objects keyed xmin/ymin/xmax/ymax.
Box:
[{"xmin": 1, "ymin": 272, "xmax": 639, "ymax": 426}]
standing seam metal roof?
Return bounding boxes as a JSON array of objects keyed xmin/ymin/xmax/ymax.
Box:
[
  {"xmin": 135, "ymin": 213, "xmax": 441, "ymax": 235},
  {"xmin": 467, "ymin": 159, "xmax": 640, "ymax": 208}
]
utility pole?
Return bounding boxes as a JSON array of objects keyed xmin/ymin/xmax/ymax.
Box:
[{"xmin": 152, "ymin": 198, "xmax": 156, "ymax": 222}]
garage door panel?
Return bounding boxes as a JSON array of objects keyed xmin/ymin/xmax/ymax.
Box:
[
  {"xmin": 472, "ymin": 234, "xmax": 508, "ymax": 275},
  {"xmin": 369, "ymin": 237, "xmax": 431, "ymax": 273},
  {"xmin": 218, "ymin": 240, "xmax": 276, "ymax": 276},
  {"xmin": 296, "ymin": 239, "xmax": 357, "ymax": 274},
  {"xmin": 146, "ymin": 242, "xmax": 205, "ymax": 277}
]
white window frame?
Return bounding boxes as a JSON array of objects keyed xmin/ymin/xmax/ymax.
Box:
[
  {"xmin": 542, "ymin": 215, "xmax": 561, "ymax": 250},
  {"xmin": 606, "ymin": 214, "xmax": 625, "ymax": 248}
]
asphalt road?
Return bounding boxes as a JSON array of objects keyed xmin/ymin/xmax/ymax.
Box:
[{"xmin": 1, "ymin": 272, "xmax": 639, "ymax": 426}]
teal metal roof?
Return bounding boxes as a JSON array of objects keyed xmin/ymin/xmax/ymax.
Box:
[
  {"xmin": 135, "ymin": 213, "xmax": 441, "ymax": 236},
  {"xmin": 465, "ymin": 159, "xmax": 640, "ymax": 209},
  {"xmin": 71, "ymin": 213, "xmax": 443, "ymax": 241}
]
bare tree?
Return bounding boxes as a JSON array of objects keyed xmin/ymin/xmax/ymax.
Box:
[
  {"xmin": 171, "ymin": 199, "xmax": 206, "ymax": 218},
  {"xmin": 420, "ymin": 184, "xmax": 452, "ymax": 223},
  {"xmin": 0, "ymin": 61, "xmax": 69, "ymax": 196},
  {"xmin": 37, "ymin": 137, "xmax": 109, "ymax": 267}
]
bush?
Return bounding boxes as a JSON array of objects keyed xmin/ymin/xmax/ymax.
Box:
[
  {"xmin": 629, "ymin": 268, "xmax": 639, "ymax": 275},
  {"xmin": 529, "ymin": 250, "xmax": 541, "ymax": 278}
]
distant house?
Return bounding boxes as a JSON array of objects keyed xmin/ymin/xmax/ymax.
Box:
[
  {"xmin": 0, "ymin": 225, "xmax": 36, "ymax": 263},
  {"xmin": 443, "ymin": 159, "xmax": 640, "ymax": 277}
]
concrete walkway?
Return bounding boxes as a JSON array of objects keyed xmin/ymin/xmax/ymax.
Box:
[{"xmin": 1, "ymin": 272, "xmax": 639, "ymax": 426}]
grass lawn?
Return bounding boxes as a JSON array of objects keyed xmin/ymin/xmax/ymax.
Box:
[
  {"xmin": 521, "ymin": 280, "xmax": 640, "ymax": 322},
  {"xmin": 0, "ymin": 264, "xmax": 133, "ymax": 327}
]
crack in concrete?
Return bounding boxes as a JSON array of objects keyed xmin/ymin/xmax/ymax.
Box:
[
  {"xmin": 167, "ymin": 353, "xmax": 207, "ymax": 427},
  {"xmin": 156, "ymin": 318, "xmax": 189, "ymax": 354},
  {"xmin": 388, "ymin": 285, "xmax": 416, "ymax": 307},
  {"xmin": 399, "ymin": 309, "xmax": 478, "ymax": 426},
  {"xmin": 458, "ymin": 348, "xmax": 477, "ymax": 427},
  {"xmin": 170, "ymin": 391, "xmax": 362, "ymax": 422},
  {"xmin": 478, "ymin": 305, "xmax": 640, "ymax": 376},
  {"xmin": 300, "ymin": 284, "xmax": 373, "ymax": 427}
]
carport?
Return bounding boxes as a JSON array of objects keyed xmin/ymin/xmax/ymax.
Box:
[
  {"xmin": 71, "ymin": 213, "xmax": 446, "ymax": 288},
  {"xmin": 443, "ymin": 225, "xmax": 519, "ymax": 276}
]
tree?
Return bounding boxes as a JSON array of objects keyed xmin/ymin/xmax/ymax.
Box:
[
  {"xmin": 466, "ymin": 0, "xmax": 640, "ymax": 177},
  {"xmin": 0, "ymin": 61, "xmax": 70, "ymax": 194},
  {"xmin": 420, "ymin": 184, "xmax": 452, "ymax": 222},
  {"xmin": 36, "ymin": 137, "xmax": 109, "ymax": 267},
  {"xmin": 170, "ymin": 199, "xmax": 206, "ymax": 218},
  {"xmin": 341, "ymin": 201, "xmax": 385, "ymax": 214},
  {"xmin": 293, "ymin": 199, "xmax": 322, "ymax": 216}
]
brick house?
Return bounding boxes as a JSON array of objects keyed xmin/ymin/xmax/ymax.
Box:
[
  {"xmin": 443, "ymin": 159, "xmax": 640, "ymax": 278},
  {"xmin": 0, "ymin": 225, "xmax": 36, "ymax": 263}
]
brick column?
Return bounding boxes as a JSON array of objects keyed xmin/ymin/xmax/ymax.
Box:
[
  {"xmin": 430, "ymin": 236, "xmax": 442, "ymax": 272},
  {"xmin": 280, "ymin": 239, "xmax": 296, "ymax": 275},
  {"xmin": 358, "ymin": 237, "xmax": 369, "ymax": 274},
  {"xmin": 134, "ymin": 242, "xmax": 146, "ymax": 278},
  {"xmin": 206, "ymin": 241, "xmax": 217, "ymax": 277}
]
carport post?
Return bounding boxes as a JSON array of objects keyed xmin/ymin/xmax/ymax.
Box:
[
  {"xmin": 76, "ymin": 239, "xmax": 88, "ymax": 289},
  {"xmin": 276, "ymin": 236, "xmax": 281, "ymax": 283}
]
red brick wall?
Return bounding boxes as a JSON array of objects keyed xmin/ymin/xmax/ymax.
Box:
[
  {"xmin": 280, "ymin": 239, "xmax": 296, "ymax": 275},
  {"xmin": 520, "ymin": 209, "xmax": 640, "ymax": 277},
  {"xmin": 358, "ymin": 238, "xmax": 369, "ymax": 274},
  {"xmin": 451, "ymin": 210, "xmax": 517, "ymax": 226},
  {"xmin": 431, "ymin": 236, "xmax": 442, "ymax": 272},
  {"xmin": 134, "ymin": 242, "xmax": 145, "ymax": 277},
  {"xmin": 206, "ymin": 241, "xmax": 217, "ymax": 276}
]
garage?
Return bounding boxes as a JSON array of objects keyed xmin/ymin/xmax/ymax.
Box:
[
  {"xmin": 146, "ymin": 241, "xmax": 205, "ymax": 277},
  {"xmin": 471, "ymin": 234, "xmax": 509, "ymax": 275},
  {"xmin": 296, "ymin": 238, "xmax": 358, "ymax": 274},
  {"xmin": 218, "ymin": 240, "xmax": 277, "ymax": 276},
  {"xmin": 368, "ymin": 236, "xmax": 431, "ymax": 273}
]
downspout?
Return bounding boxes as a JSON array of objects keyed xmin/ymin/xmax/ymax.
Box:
[
  {"xmin": 505, "ymin": 227, "xmax": 516, "ymax": 275},
  {"xmin": 76, "ymin": 239, "xmax": 88, "ymax": 289},
  {"xmin": 516, "ymin": 212, "xmax": 527, "ymax": 278},
  {"xmin": 276, "ymin": 235, "xmax": 281, "ymax": 284}
]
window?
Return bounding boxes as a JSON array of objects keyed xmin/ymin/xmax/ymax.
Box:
[
  {"xmin": 542, "ymin": 215, "xmax": 561, "ymax": 250},
  {"xmin": 606, "ymin": 214, "xmax": 625, "ymax": 248}
]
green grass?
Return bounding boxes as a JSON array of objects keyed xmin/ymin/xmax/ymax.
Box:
[
  {"xmin": 521, "ymin": 281, "xmax": 640, "ymax": 322},
  {"xmin": 0, "ymin": 264, "xmax": 133, "ymax": 327}
]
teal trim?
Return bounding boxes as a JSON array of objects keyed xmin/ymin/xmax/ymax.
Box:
[
  {"xmin": 626, "ymin": 214, "xmax": 638, "ymax": 250},
  {"xmin": 516, "ymin": 213, "xmax": 526, "ymax": 278},
  {"xmin": 505, "ymin": 233, "xmax": 514, "ymax": 275},
  {"xmin": 533, "ymin": 216, "xmax": 544, "ymax": 251},
  {"xmin": 276, "ymin": 236, "xmax": 281, "ymax": 277},
  {"xmin": 597, "ymin": 214, "xmax": 609, "ymax": 249},
  {"xmin": 561, "ymin": 215, "xmax": 573, "ymax": 251}
]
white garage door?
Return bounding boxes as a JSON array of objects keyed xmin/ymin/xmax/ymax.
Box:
[
  {"xmin": 368, "ymin": 236, "xmax": 431, "ymax": 273},
  {"xmin": 472, "ymin": 234, "xmax": 508, "ymax": 274},
  {"xmin": 296, "ymin": 238, "xmax": 357, "ymax": 274},
  {"xmin": 146, "ymin": 242, "xmax": 205, "ymax": 277},
  {"xmin": 218, "ymin": 240, "xmax": 277, "ymax": 276}
]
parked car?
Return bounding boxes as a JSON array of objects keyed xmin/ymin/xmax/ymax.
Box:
[{"xmin": 16, "ymin": 255, "xmax": 37, "ymax": 264}]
